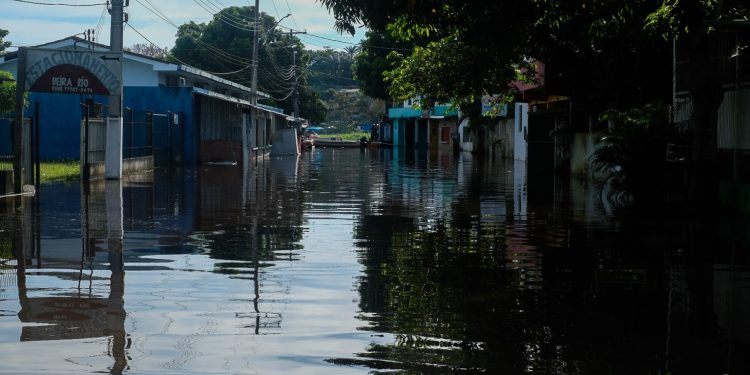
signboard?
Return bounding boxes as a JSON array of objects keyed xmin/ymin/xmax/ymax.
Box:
[{"xmin": 22, "ymin": 48, "xmax": 121, "ymax": 96}]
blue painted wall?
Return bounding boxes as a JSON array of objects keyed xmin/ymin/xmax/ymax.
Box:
[
  {"xmin": 25, "ymin": 92, "xmax": 108, "ymax": 160},
  {"xmin": 124, "ymin": 87, "xmax": 195, "ymax": 164},
  {"xmin": 23, "ymin": 87, "xmax": 196, "ymax": 163}
]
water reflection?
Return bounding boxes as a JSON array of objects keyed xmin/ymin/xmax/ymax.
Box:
[
  {"xmin": 0, "ymin": 149, "xmax": 748, "ymax": 374},
  {"xmin": 4, "ymin": 181, "xmax": 128, "ymax": 374},
  {"xmin": 344, "ymin": 150, "xmax": 749, "ymax": 374}
]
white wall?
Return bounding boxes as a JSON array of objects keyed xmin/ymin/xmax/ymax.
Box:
[
  {"xmin": 458, "ymin": 118, "xmax": 473, "ymax": 152},
  {"xmin": 123, "ymin": 60, "xmax": 159, "ymax": 87},
  {"xmin": 514, "ymin": 102, "xmax": 529, "ymax": 161}
]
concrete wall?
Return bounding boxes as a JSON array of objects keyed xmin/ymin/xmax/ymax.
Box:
[
  {"xmin": 270, "ymin": 128, "xmax": 299, "ymax": 156},
  {"xmin": 458, "ymin": 118, "xmax": 473, "ymax": 152},
  {"xmin": 570, "ymin": 132, "xmax": 597, "ymax": 177},
  {"xmin": 488, "ymin": 118, "xmax": 515, "ymax": 158},
  {"xmin": 459, "ymin": 117, "xmax": 514, "ymax": 157}
]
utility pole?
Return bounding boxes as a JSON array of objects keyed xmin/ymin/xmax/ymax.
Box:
[
  {"xmin": 105, "ymin": 0, "xmax": 125, "ymax": 179},
  {"xmin": 250, "ymin": 0, "xmax": 260, "ymax": 106},
  {"xmin": 292, "ymin": 50, "xmax": 298, "ymax": 118},
  {"xmin": 288, "ymin": 29, "xmax": 306, "ymax": 119}
]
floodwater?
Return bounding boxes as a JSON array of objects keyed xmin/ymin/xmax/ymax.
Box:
[{"xmin": 0, "ymin": 148, "xmax": 748, "ymax": 375}]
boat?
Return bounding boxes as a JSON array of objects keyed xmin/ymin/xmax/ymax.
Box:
[
  {"xmin": 367, "ymin": 142, "xmax": 393, "ymax": 149},
  {"xmin": 311, "ymin": 138, "xmax": 362, "ymax": 148}
]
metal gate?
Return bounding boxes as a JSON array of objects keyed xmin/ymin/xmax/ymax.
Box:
[
  {"xmin": 1, "ymin": 107, "xmax": 40, "ymax": 194},
  {"xmin": 152, "ymin": 111, "xmax": 183, "ymax": 167},
  {"xmin": 81, "ymin": 105, "xmax": 184, "ymax": 179}
]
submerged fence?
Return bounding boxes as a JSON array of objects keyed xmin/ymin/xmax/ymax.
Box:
[{"xmin": 0, "ymin": 117, "xmax": 12, "ymax": 173}]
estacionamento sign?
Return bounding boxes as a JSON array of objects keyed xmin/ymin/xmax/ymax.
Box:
[{"xmin": 22, "ymin": 48, "xmax": 121, "ymax": 96}]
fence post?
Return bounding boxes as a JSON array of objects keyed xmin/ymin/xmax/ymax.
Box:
[
  {"xmin": 81, "ymin": 102, "xmax": 90, "ymax": 181},
  {"xmin": 34, "ymin": 102, "xmax": 40, "ymax": 191},
  {"xmin": 147, "ymin": 111, "xmax": 153, "ymax": 158},
  {"xmin": 167, "ymin": 111, "xmax": 172, "ymax": 167},
  {"xmin": 128, "ymin": 108, "xmax": 134, "ymax": 159}
]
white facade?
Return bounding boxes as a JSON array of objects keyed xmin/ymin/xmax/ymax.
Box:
[{"xmin": 514, "ymin": 102, "xmax": 529, "ymax": 161}]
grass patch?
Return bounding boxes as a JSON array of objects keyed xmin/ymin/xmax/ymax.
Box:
[
  {"xmin": 40, "ymin": 160, "xmax": 80, "ymax": 183},
  {"xmin": 323, "ymin": 132, "xmax": 369, "ymax": 141}
]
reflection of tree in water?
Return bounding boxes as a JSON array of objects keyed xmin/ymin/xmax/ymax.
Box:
[
  {"xmin": 349, "ymin": 214, "xmax": 514, "ymax": 373},
  {"xmin": 338, "ymin": 151, "xmax": 749, "ymax": 374},
  {"xmin": 348, "ymin": 202, "xmax": 750, "ymax": 374},
  {"xmin": 194, "ymin": 163, "xmax": 306, "ymax": 269}
]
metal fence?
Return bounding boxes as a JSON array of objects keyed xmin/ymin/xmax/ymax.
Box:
[
  {"xmin": 0, "ymin": 117, "xmax": 12, "ymax": 172},
  {"xmin": 82, "ymin": 106, "xmax": 183, "ymax": 179},
  {"xmin": 124, "ymin": 108, "xmax": 154, "ymax": 159},
  {"xmin": 124, "ymin": 108, "xmax": 183, "ymax": 166}
]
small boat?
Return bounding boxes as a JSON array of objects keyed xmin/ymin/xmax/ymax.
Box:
[
  {"xmin": 311, "ymin": 138, "xmax": 361, "ymax": 148},
  {"xmin": 367, "ymin": 142, "xmax": 393, "ymax": 149}
]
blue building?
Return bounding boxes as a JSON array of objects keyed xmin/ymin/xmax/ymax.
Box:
[
  {"xmin": 0, "ymin": 36, "xmax": 294, "ymax": 165},
  {"xmin": 387, "ymin": 98, "xmax": 459, "ymax": 151}
]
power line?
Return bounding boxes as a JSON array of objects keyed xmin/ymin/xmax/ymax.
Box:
[
  {"xmin": 9, "ymin": 0, "xmax": 106, "ymax": 5},
  {"xmin": 278, "ymin": 25, "xmax": 410, "ymax": 52},
  {"xmin": 283, "ymin": 0, "xmax": 299, "ymax": 30},
  {"xmin": 191, "ymin": 0, "xmax": 258, "ymax": 32},
  {"xmin": 94, "ymin": 4, "xmax": 108, "ymax": 41}
]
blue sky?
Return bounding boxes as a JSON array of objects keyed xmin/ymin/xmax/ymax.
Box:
[{"xmin": 0, "ymin": 0, "xmax": 364, "ymax": 51}]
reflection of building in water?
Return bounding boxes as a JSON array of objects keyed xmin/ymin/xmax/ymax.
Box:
[
  {"xmin": 7, "ymin": 181, "xmax": 128, "ymax": 374},
  {"xmin": 191, "ymin": 160, "xmax": 306, "ymax": 333}
]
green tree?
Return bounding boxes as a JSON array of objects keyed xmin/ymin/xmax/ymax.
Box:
[
  {"xmin": 306, "ymin": 48, "xmax": 357, "ymax": 91},
  {"xmin": 0, "ymin": 70, "xmax": 22, "ymax": 114},
  {"xmin": 351, "ymin": 30, "xmax": 404, "ymax": 102},
  {"xmin": 320, "ymin": 89, "xmax": 383, "ymax": 131},
  {"xmin": 645, "ymin": 0, "xmax": 748, "ymax": 205},
  {"xmin": 0, "ymin": 28, "xmax": 11, "ymax": 53},
  {"xmin": 319, "ymin": 0, "xmax": 749, "ymax": 205},
  {"xmin": 171, "ymin": 7, "xmax": 325, "ymax": 122},
  {"xmin": 320, "ymin": 0, "xmax": 677, "ymax": 117}
]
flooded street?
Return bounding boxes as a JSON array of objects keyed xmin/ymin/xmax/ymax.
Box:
[{"xmin": 0, "ymin": 148, "xmax": 748, "ymax": 374}]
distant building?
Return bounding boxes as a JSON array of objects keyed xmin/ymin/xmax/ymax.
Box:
[{"xmin": 387, "ymin": 98, "xmax": 458, "ymax": 151}]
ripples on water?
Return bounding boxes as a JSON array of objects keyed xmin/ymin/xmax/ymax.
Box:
[{"xmin": 0, "ymin": 148, "xmax": 748, "ymax": 374}]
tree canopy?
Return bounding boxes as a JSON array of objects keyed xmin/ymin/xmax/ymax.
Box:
[
  {"xmin": 306, "ymin": 48, "xmax": 358, "ymax": 92},
  {"xmin": 126, "ymin": 43, "xmax": 169, "ymax": 59},
  {"xmin": 0, "ymin": 70, "xmax": 26, "ymax": 114},
  {"xmin": 352, "ymin": 30, "xmax": 413, "ymax": 102},
  {"xmin": 170, "ymin": 6, "xmax": 325, "ymax": 123},
  {"xmin": 319, "ymin": 0, "xmax": 747, "ymax": 117},
  {"xmin": 0, "ymin": 28, "xmax": 10, "ymax": 53}
]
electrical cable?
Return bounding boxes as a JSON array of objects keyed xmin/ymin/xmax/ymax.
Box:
[{"xmin": 9, "ymin": 0, "xmax": 106, "ymax": 6}]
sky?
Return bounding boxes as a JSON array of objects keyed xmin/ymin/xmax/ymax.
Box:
[{"xmin": 0, "ymin": 0, "xmax": 364, "ymax": 51}]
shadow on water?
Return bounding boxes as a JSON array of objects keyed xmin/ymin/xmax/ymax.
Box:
[
  {"xmin": 337, "ymin": 149, "xmax": 750, "ymax": 375},
  {"xmin": 0, "ymin": 148, "xmax": 748, "ymax": 374}
]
